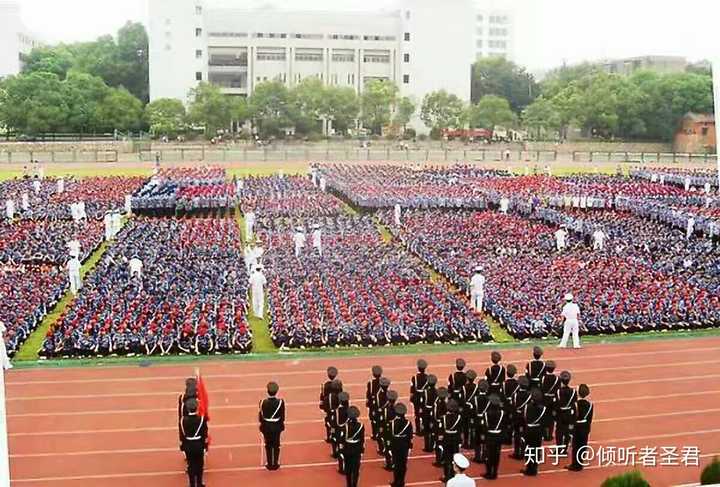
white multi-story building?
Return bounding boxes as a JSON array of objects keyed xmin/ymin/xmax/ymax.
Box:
[
  {"xmin": 0, "ymin": 2, "xmax": 40, "ymax": 79},
  {"xmin": 148, "ymin": 0, "xmax": 475, "ymax": 133},
  {"xmin": 473, "ymin": 2, "xmax": 514, "ymax": 61}
]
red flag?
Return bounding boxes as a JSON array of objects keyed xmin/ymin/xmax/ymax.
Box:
[{"xmin": 196, "ymin": 369, "xmax": 210, "ymax": 421}]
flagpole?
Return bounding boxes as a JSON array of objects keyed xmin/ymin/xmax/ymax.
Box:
[{"xmin": 0, "ymin": 365, "xmax": 10, "ymax": 487}]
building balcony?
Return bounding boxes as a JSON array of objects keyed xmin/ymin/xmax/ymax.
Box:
[{"xmin": 208, "ymin": 65, "xmax": 248, "ymax": 73}]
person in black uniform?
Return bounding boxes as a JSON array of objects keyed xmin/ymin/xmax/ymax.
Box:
[
  {"xmin": 366, "ymin": 366, "xmax": 384, "ymax": 440},
  {"xmin": 502, "ymin": 364, "xmax": 519, "ymax": 446},
  {"xmin": 339, "ymin": 405, "xmax": 365, "ymax": 487},
  {"xmin": 180, "ymin": 398, "xmax": 209, "ymax": 487},
  {"xmin": 380, "ymin": 389, "xmax": 399, "ymax": 470},
  {"xmin": 448, "ymin": 359, "xmax": 467, "ymax": 403},
  {"xmin": 259, "ymin": 381, "xmax": 286, "ymax": 470},
  {"xmin": 460, "ymin": 369, "xmax": 479, "ymax": 449},
  {"xmin": 331, "ymin": 391, "xmax": 350, "ymax": 462},
  {"xmin": 371, "ymin": 376, "xmax": 391, "ymax": 440},
  {"xmin": 410, "ymin": 359, "xmax": 429, "ymax": 436},
  {"xmin": 321, "ymin": 366, "xmax": 339, "ymax": 412},
  {"xmin": 432, "ymin": 386, "xmax": 449, "ymax": 466},
  {"xmin": 554, "ymin": 370, "xmax": 577, "ymax": 455},
  {"xmin": 483, "ymin": 394, "xmax": 506, "ymax": 480},
  {"xmin": 471, "ymin": 380, "xmax": 490, "ymax": 463},
  {"xmin": 389, "ymin": 402, "xmax": 413, "ymax": 487},
  {"xmin": 567, "ymin": 384, "xmax": 593, "ymax": 472},
  {"xmin": 421, "ymin": 374, "xmax": 438, "ymax": 453},
  {"xmin": 522, "ymin": 388, "xmax": 548, "ymax": 477},
  {"xmin": 485, "ymin": 351, "xmax": 506, "ymax": 396},
  {"xmin": 324, "ymin": 379, "xmax": 342, "ymax": 444},
  {"xmin": 439, "ymin": 399, "xmax": 463, "ymax": 482},
  {"xmin": 178, "ymin": 377, "xmax": 198, "ymax": 419},
  {"xmin": 525, "ymin": 346, "xmax": 546, "ymax": 392},
  {"xmin": 510, "ymin": 376, "xmax": 531, "ymax": 460},
  {"xmin": 540, "ymin": 360, "xmax": 559, "ymax": 441}
]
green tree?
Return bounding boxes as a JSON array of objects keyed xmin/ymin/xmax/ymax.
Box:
[
  {"xmin": 393, "ymin": 96, "xmax": 416, "ymax": 131},
  {"xmin": 541, "ymin": 62, "xmax": 602, "ymax": 99},
  {"xmin": 522, "ymin": 96, "xmax": 561, "ymax": 139},
  {"xmin": 361, "ymin": 80, "xmax": 399, "ymax": 135},
  {"xmin": 0, "ymin": 72, "xmax": 69, "ymax": 134},
  {"xmin": 145, "ymin": 98, "xmax": 187, "ymax": 137},
  {"xmin": 467, "ymin": 95, "xmax": 514, "ymax": 130},
  {"xmin": 112, "ymin": 21, "xmax": 150, "ymax": 103},
  {"xmin": 324, "ymin": 86, "xmax": 360, "ymax": 135},
  {"xmin": 471, "ymin": 57, "xmax": 538, "ymax": 112},
  {"xmin": 420, "ymin": 90, "xmax": 465, "ymax": 133},
  {"xmin": 289, "ymin": 78, "xmax": 326, "ymax": 135},
  {"xmin": 248, "ymin": 81, "xmax": 294, "ymax": 138},
  {"xmin": 62, "ymin": 71, "xmax": 109, "ymax": 133},
  {"xmin": 97, "ymin": 87, "xmax": 144, "ymax": 132},
  {"xmin": 22, "ymin": 21, "xmax": 150, "ymax": 103},
  {"xmin": 21, "ymin": 46, "xmax": 75, "ymax": 79}
]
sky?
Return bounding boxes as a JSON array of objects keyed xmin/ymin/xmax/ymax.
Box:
[{"xmin": 11, "ymin": 0, "xmax": 720, "ymax": 73}]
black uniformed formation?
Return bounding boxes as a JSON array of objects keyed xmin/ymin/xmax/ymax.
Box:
[
  {"xmin": 318, "ymin": 347, "xmax": 594, "ymax": 486},
  {"xmin": 178, "ymin": 378, "xmax": 209, "ymax": 487}
]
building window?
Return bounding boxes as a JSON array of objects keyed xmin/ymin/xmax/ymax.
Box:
[
  {"xmin": 165, "ymin": 44, "xmax": 171, "ymax": 51},
  {"xmin": 476, "ymin": 40, "xmax": 483, "ymax": 48},
  {"xmin": 196, "ymin": 72, "xmax": 203, "ymax": 81},
  {"xmin": 405, "ymin": 10, "xmax": 410, "ymax": 20},
  {"xmin": 476, "ymin": 27, "xmax": 483, "ymax": 36},
  {"xmin": 476, "ymin": 14, "xmax": 483, "ymax": 22},
  {"xmin": 702, "ymin": 127, "xmax": 709, "ymax": 136},
  {"xmin": 404, "ymin": 53, "xmax": 410, "ymax": 63},
  {"xmin": 403, "ymin": 74, "xmax": 409, "ymax": 84},
  {"xmin": 332, "ymin": 50, "xmax": 355, "ymax": 63},
  {"xmin": 195, "ymin": 49, "xmax": 203, "ymax": 59},
  {"xmin": 165, "ymin": 18, "xmax": 171, "ymax": 25},
  {"xmin": 404, "ymin": 32, "xmax": 410, "ymax": 41},
  {"xmin": 195, "ymin": 5, "xmax": 202, "ymax": 14},
  {"xmin": 195, "ymin": 28, "xmax": 202, "ymax": 37},
  {"xmin": 490, "ymin": 28, "xmax": 508, "ymax": 36}
]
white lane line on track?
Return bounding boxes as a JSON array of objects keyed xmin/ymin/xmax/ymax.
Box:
[
  {"xmin": 7, "ymin": 345, "xmax": 720, "ymax": 387},
  {"xmin": 9, "ymin": 405, "xmax": 720, "ymax": 441},
  {"xmin": 10, "ymin": 432, "xmax": 720, "ymax": 482},
  {"xmin": 8, "ymin": 357, "xmax": 720, "ymax": 402},
  {"xmin": 8, "ymin": 372, "xmax": 720, "ymax": 418}
]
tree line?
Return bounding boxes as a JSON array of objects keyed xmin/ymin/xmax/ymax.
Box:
[{"xmin": 0, "ymin": 21, "xmax": 713, "ymax": 141}]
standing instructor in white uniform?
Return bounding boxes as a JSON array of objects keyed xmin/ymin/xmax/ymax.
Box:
[
  {"xmin": 469, "ymin": 266, "xmax": 486, "ymax": 313},
  {"xmin": 559, "ymin": 293, "xmax": 581, "ymax": 349}
]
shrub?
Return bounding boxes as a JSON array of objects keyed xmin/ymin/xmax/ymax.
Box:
[
  {"xmin": 701, "ymin": 457, "xmax": 720, "ymax": 485},
  {"xmin": 600, "ymin": 471, "xmax": 650, "ymax": 487}
]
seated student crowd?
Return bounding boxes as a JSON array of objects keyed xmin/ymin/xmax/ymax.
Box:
[
  {"xmin": 256, "ymin": 215, "xmax": 492, "ymax": 348},
  {"xmin": 240, "ymin": 174, "xmax": 345, "ymax": 218},
  {"xmin": 381, "ymin": 209, "xmax": 718, "ymax": 338},
  {"xmin": 1, "ymin": 263, "xmax": 66, "ymax": 357},
  {"xmin": 39, "ymin": 217, "xmax": 252, "ymax": 359},
  {"xmin": 0, "ymin": 219, "xmax": 103, "ymax": 264}
]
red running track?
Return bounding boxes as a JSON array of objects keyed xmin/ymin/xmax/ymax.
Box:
[{"xmin": 6, "ymin": 336, "xmax": 720, "ymax": 487}]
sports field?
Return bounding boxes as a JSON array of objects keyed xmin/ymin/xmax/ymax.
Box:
[{"xmin": 3, "ymin": 159, "xmax": 720, "ymax": 487}]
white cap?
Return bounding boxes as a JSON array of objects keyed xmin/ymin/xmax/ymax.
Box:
[
  {"xmin": 564, "ymin": 293, "xmax": 573, "ymax": 301},
  {"xmin": 474, "ymin": 266, "xmax": 482, "ymax": 272},
  {"xmin": 453, "ymin": 453, "xmax": 470, "ymax": 469}
]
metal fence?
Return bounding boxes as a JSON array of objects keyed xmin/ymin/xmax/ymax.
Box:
[
  {"xmin": 0, "ymin": 147, "xmax": 716, "ymax": 164},
  {"xmin": 572, "ymin": 151, "xmax": 717, "ymax": 164},
  {"xmin": 1, "ymin": 148, "xmax": 559, "ymax": 164}
]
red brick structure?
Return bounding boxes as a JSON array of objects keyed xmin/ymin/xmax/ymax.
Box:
[{"xmin": 674, "ymin": 112, "xmax": 716, "ymax": 153}]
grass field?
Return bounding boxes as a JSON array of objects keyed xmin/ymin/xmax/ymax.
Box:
[{"xmin": 6, "ymin": 158, "xmax": 720, "ymax": 366}]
